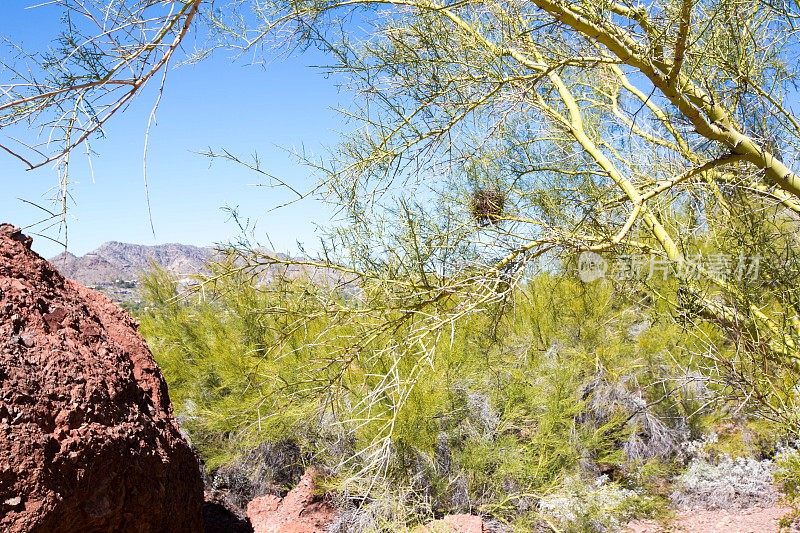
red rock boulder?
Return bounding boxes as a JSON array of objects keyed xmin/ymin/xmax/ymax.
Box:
[
  {"xmin": 0, "ymin": 224, "xmax": 203, "ymax": 532},
  {"xmin": 246, "ymin": 468, "xmax": 336, "ymax": 533}
]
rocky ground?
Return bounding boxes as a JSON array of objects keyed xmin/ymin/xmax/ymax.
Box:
[{"xmin": 625, "ymin": 505, "xmax": 796, "ymax": 533}]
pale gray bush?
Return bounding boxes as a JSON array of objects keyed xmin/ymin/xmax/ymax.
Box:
[
  {"xmin": 670, "ymin": 456, "xmax": 778, "ymax": 510},
  {"xmin": 466, "ymin": 391, "xmax": 500, "ymax": 437},
  {"xmin": 580, "ymin": 375, "xmax": 686, "ymax": 463},
  {"xmin": 328, "ymin": 504, "xmax": 384, "ymax": 533},
  {"xmin": 538, "ymin": 475, "xmax": 646, "ymax": 532},
  {"xmin": 207, "ymin": 439, "xmax": 307, "ymax": 514}
]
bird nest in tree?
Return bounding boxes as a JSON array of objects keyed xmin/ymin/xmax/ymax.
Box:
[{"xmin": 470, "ymin": 187, "xmax": 506, "ymax": 226}]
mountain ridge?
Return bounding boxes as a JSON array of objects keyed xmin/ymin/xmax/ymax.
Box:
[{"xmin": 49, "ymin": 241, "xmax": 218, "ymax": 302}]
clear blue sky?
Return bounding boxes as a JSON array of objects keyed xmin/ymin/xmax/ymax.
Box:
[{"xmin": 0, "ymin": 1, "xmax": 344, "ymax": 258}]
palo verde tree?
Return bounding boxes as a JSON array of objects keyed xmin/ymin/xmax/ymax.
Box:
[{"xmin": 4, "ymin": 0, "xmax": 800, "ymax": 468}]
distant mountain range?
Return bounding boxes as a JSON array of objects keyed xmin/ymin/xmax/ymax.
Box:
[
  {"xmin": 48, "ymin": 241, "xmax": 351, "ymax": 305},
  {"xmin": 50, "ymin": 242, "xmax": 218, "ymax": 303}
]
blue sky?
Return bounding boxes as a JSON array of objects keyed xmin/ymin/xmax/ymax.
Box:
[{"xmin": 0, "ymin": 2, "xmax": 345, "ymax": 258}]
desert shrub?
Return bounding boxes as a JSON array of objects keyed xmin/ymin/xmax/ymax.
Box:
[
  {"xmin": 697, "ymin": 420, "xmax": 784, "ymax": 461},
  {"xmin": 670, "ymin": 456, "xmax": 779, "ymax": 510},
  {"xmin": 775, "ymin": 447, "xmax": 800, "ymax": 501},
  {"xmin": 137, "ymin": 266, "xmax": 751, "ymax": 529},
  {"xmin": 537, "ymin": 475, "xmax": 660, "ymax": 532}
]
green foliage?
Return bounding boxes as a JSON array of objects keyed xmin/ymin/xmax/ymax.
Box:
[
  {"xmin": 702, "ymin": 420, "xmax": 783, "ymax": 460},
  {"xmin": 775, "ymin": 449, "xmax": 800, "ymax": 502},
  {"xmin": 137, "ymin": 265, "xmax": 719, "ymax": 528},
  {"xmin": 140, "ymin": 272, "xmax": 302, "ymax": 467}
]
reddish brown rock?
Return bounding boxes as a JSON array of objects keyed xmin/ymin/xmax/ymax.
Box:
[
  {"xmin": 0, "ymin": 224, "xmax": 203, "ymax": 532},
  {"xmin": 246, "ymin": 468, "xmax": 337, "ymax": 533}
]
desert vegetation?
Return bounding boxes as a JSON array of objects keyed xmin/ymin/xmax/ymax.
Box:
[
  {"xmin": 135, "ymin": 253, "xmax": 799, "ymax": 529},
  {"xmin": 5, "ymin": 0, "xmax": 800, "ymax": 530}
]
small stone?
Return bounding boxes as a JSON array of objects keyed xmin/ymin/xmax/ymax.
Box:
[
  {"xmin": 4, "ymin": 496, "xmax": 22, "ymax": 508},
  {"xmin": 19, "ymin": 336, "xmax": 34, "ymax": 348}
]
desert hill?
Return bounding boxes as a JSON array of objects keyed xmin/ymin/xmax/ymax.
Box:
[{"xmin": 50, "ymin": 241, "xmax": 217, "ymax": 302}]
